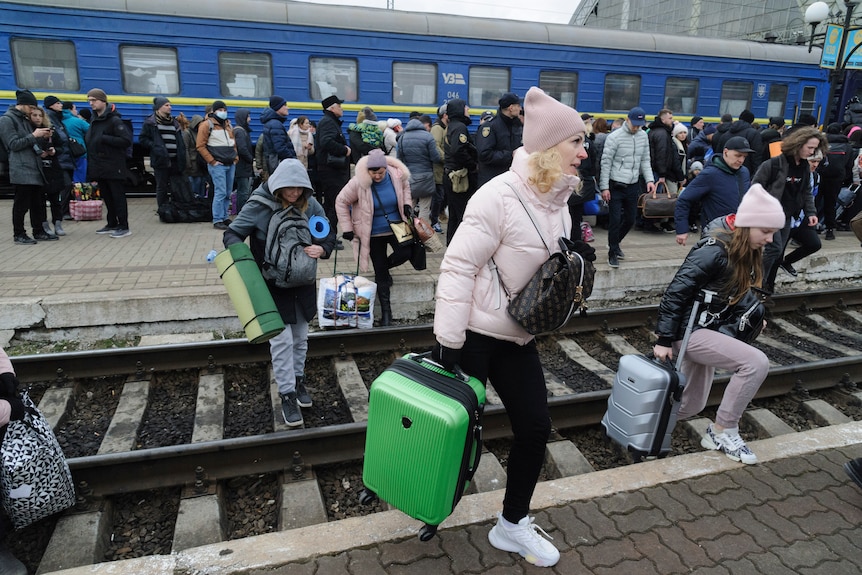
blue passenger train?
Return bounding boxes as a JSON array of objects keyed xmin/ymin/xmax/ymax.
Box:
[{"xmin": 0, "ymin": 0, "xmax": 834, "ymax": 171}]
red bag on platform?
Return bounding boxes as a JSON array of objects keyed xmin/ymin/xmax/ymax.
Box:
[{"xmin": 69, "ymin": 200, "xmax": 103, "ymax": 221}]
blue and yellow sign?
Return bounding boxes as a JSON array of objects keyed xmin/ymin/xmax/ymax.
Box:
[
  {"xmin": 821, "ymin": 24, "xmax": 862, "ymax": 70},
  {"xmin": 821, "ymin": 24, "xmax": 844, "ymax": 69}
]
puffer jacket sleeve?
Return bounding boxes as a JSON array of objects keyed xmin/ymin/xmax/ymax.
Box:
[
  {"xmin": 434, "ymin": 190, "xmax": 506, "ymax": 349},
  {"xmin": 655, "ymin": 241, "xmax": 725, "ymax": 344},
  {"xmin": 599, "ymin": 130, "xmax": 618, "ymax": 190}
]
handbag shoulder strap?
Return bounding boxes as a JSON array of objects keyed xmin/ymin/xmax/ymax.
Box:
[
  {"xmin": 370, "ymin": 182, "xmax": 396, "ymax": 224},
  {"xmin": 504, "ymin": 181, "xmax": 571, "ymax": 256}
]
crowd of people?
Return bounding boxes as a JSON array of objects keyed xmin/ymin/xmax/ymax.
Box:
[{"xmin": 4, "ymin": 86, "xmax": 862, "ymax": 571}]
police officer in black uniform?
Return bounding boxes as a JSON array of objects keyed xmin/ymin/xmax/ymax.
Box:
[{"xmin": 476, "ymin": 92, "xmax": 523, "ymax": 188}]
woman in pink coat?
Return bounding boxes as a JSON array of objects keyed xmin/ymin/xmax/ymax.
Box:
[
  {"xmin": 432, "ymin": 87, "xmax": 596, "ymax": 568},
  {"xmin": 335, "ymin": 149, "xmax": 413, "ymax": 325}
]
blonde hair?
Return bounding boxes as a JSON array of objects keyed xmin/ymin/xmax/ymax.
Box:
[{"xmin": 527, "ymin": 148, "xmax": 564, "ymax": 194}]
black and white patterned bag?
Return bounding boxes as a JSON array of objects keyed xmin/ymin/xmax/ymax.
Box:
[{"xmin": 1, "ymin": 391, "xmax": 75, "ymax": 529}]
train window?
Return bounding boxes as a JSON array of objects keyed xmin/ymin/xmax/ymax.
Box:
[
  {"xmin": 469, "ymin": 67, "xmax": 510, "ymax": 107},
  {"xmin": 767, "ymin": 84, "xmax": 788, "ymax": 117},
  {"xmin": 719, "ymin": 81, "xmax": 752, "ymax": 116},
  {"xmin": 664, "ymin": 78, "xmax": 698, "ymax": 115},
  {"xmin": 603, "ymin": 74, "xmax": 641, "ymax": 111},
  {"xmin": 393, "ymin": 62, "xmax": 436, "ymax": 104},
  {"xmin": 539, "ymin": 71, "xmax": 578, "ymax": 107},
  {"xmin": 310, "ymin": 57, "xmax": 357, "ymax": 101},
  {"xmin": 219, "ymin": 53, "xmax": 272, "ymax": 98},
  {"xmin": 10, "ymin": 38, "xmax": 79, "ymax": 91},
  {"xmin": 799, "ymin": 86, "xmax": 818, "ymax": 119},
  {"xmin": 120, "ymin": 46, "xmax": 179, "ymax": 94}
]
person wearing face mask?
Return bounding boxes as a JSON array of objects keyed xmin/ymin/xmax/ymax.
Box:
[
  {"xmin": 673, "ymin": 136, "xmax": 754, "ymax": 246},
  {"xmin": 196, "ymin": 100, "xmax": 238, "ymax": 230},
  {"xmin": 431, "ymin": 87, "xmax": 596, "ymax": 569}
]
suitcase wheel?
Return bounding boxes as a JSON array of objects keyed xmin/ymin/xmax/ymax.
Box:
[
  {"xmin": 419, "ymin": 524, "xmax": 438, "ymax": 541},
  {"xmin": 358, "ymin": 488, "xmax": 377, "ymax": 505}
]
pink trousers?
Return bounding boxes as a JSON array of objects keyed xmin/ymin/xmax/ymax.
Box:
[{"xmin": 673, "ymin": 328, "xmax": 770, "ymax": 428}]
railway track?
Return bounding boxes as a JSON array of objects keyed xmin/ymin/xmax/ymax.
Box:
[{"xmin": 6, "ymin": 288, "xmax": 862, "ymax": 572}]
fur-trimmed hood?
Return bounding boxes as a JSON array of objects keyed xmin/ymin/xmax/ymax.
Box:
[{"xmin": 352, "ymin": 153, "xmax": 411, "ymax": 187}]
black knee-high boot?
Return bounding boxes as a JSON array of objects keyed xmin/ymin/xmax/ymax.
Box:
[{"xmin": 377, "ymin": 283, "xmax": 392, "ymax": 326}]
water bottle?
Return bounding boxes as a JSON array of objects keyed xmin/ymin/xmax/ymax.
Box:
[{"xmin": 206, "ymin": 249, "xmax": 218, "ymax": 263}]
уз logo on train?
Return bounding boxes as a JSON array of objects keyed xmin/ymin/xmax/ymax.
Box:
[{"xmin": 442, "ymin": 73, "xmax": 466, "ymax": 85}]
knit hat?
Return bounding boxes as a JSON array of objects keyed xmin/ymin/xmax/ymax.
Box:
[
  {"xmin": 362, "ymin": 106, "xmax": 377, "ymax": 121},
  {"xmin": 672, "ymin": 123, "xmax": 688, "ymax": 137},
  {"xmin": 498, "ymin": 92, "xmax": 520, "ymax": 109},
  {"xmin": 386, "ymin": 118, "xmax": 401, "ymax": 129},
  {"xmin": 703, "ymin": 124, "xmax": 717, "ymax": 135},
  {"xmin": 691, "ymin": 115, "xmax": 703, "ymax": 125},
  {"xmin": 735, "ymin": 184, "xmax": 785, "ymax": 229},
  {"xmin": 44, "ymin": 95, "xmax": 61, "ymax": 108},
  {"xmin": 321, "ymin": 95, "xmax": 343, "ymax": 109},
  {"xmin": 522, "ymin": 86, "xmax": 586, "ymax": 154},
  {"xmin": 15, "ymin": 89, "xmax": 37, "ymax": 106},
  {"xmin": 153, "ymin": 96, "xmax": 170, "ymax": 111},
  {"xmin": 689, "ymin": 161, "xmax": 704, "ymax": 172},
  {"xmin": 211, "ymin": 100, "xmax": 226, "ymax": 112},
  {"xmin": 739, "ymin": 109, "xmax": 755, "ymax": 124},
  {"xmin": 62, "ymin": 101, "xmax": 74, "ymax": 110},
  {"xmin": 366, "ymin": 149, "xmax": 388, "ymax": 169},
  {"xmin": 86, "ymin": 88, "xmax": 108, "ymax": 103},
  {"xmin": 269, "ymin": 95, "xmax": 286, "ymax": 111}
]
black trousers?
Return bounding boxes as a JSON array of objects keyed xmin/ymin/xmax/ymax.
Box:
[
  {"xmin": 100, "ymin": 178, "xmax": 128, "ymax": 229},
  {"xmin": 369, "ymin": 234, "xmax": 412, "ymax": 286},
  {"xmin": 458, "ymin": 331, "xmax": 551, "ymax": 524},
  {"xmin": 784, "ymin": 222, "xmax": 821, "ymax": 266},
  {"xmin": 12, "ymin": 184, "xmax": 44, "ymax": 237},
  {"xmin": 318, "ymin": 168, "xmax": 349, "ymax": 230}
]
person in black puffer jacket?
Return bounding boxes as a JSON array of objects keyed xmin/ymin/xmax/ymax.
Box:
[
  {"xmin": 654, "ymin": 184, "xmax": 785, "ymax": 465},
  {"xmin": 817, "ymin": 123, "xmax": 854, "ymax": 239},
  {"xmin": 714, "ymin": 109, "xmax": 763, "ymax": 176}
]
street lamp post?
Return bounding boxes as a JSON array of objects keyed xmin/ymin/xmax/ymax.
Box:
[{"xmin": 806, "ymin": 0, "xmax": 860, "ymax": 125}]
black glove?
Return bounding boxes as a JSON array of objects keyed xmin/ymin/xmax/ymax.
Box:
[
  {"xmin": 431, "ymin": 343, "xmax": 462, "ymax": 374},
  {"xmin": 342, "ymin": 231, "xmax": 354, "ymax": 241},
  {"xmin": 0, "ymin": 372, "xmax": 19, "ymax": 398},
  {"xmin": 570, "ymin": 240, "xmax": 597, "ymax": 263},
  {"xmin": 403, "ymin": 204, "xmax": 413, "ymax": 219},
  {"xmin": 6, "ymin": 397, "xmax": 25, "ymax": 421}
]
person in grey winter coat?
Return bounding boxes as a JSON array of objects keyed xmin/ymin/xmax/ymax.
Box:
[
  {"xmin": 224, "ymin": 159, "xmax": 335, "ymax": 427},
  {"xmin": 0, "ymin": 89, "xmax": 53, "ymax": 244},
  {"xmin": 396, "ymin": 117, "xmax": 441, "ymax": 219}
]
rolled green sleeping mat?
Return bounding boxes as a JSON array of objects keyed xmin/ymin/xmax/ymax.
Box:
[{"xmin": 215, "ymin": 243, "xmax": 285, "ymax": 344}]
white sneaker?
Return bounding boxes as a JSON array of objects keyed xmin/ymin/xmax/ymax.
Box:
[
  {"xmin": 701, "ymin": 424, "xmax": 758, "ymax": 465},
  {"xmin": 488, "ymin": 513, "xmax": 560, "ymax": 567}
]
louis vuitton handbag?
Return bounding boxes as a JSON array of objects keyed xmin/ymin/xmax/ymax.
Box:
[{"xmin": 495, "ymin": 185, "xmax": 596, "ymax": 335}]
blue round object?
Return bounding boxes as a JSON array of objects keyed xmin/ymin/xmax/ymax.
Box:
[{"xmin": 308, "ymin": 215, "xmax": 330, "ymax": 239}]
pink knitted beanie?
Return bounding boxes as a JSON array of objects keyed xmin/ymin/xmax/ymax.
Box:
[
  {"xmin": 735, "ymin": 184, "xmax": 785, "ymax": 229},
  {"xmin": 522, "ymin": 87, "xmax": 586, "ymax": 154}
]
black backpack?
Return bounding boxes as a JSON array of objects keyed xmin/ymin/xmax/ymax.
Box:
[{"xmin": 820, "ymin": 142, "xmax": 851, "ymax": 179}]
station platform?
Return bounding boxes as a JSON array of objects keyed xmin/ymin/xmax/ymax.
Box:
[
  {"xmin": 1, "ymin": 196, "xmax": 862, "ymax": 345},
  {"xmin": 44, "ymin": 421, "xmax": 862, "ymax": 575}
]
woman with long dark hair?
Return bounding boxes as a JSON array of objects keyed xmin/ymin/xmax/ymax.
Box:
[{"xmin": 653, "ymin": 183, "xmax": 785, "ymax": 465}]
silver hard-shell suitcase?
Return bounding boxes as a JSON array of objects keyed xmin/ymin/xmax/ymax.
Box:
[{"xmin": 601, "ymin": 297, "xmax": 702, "ymax": 460}]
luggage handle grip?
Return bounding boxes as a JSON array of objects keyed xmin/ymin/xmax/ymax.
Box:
[
  {"xmin": 464, "ymin": 425, "xmax": 483, "ymax": 481},
  {"xmin": 409, "ymin": 352, "xmax": 470, "ymax": 384}
]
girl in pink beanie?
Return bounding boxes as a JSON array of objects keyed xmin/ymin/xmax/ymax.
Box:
[
  {"xmin": 431, "ymin": 86, "xmax": 595, "ymax": 568},
  {"xmin": 652, "ymin": 182, "xmax": 784, "ymax": 466}
]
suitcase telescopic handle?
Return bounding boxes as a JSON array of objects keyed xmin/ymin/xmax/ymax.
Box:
[{"xmin": 465, "ymin": 425, "xmax": 483, "ymax": 481}]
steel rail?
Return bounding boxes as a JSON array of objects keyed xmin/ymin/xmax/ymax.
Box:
[
  {"xmin": 68, "ymin": 354, "xmax": 861, "ymax": 497},
  {"xmin": 12, "ymin": 287, "xmax": 862, "ymax": 383}
]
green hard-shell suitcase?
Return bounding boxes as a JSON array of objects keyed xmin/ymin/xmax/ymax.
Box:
[{"xmin": 360, "ymin": 353, "xmax": 485, "ymax": 541}]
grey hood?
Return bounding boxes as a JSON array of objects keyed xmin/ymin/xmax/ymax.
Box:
[{"xmin": 266, "ymin": 158, "xmax": 314, "ymax": 199}]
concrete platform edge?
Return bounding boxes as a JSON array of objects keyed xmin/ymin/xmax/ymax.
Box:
[{"xmin": 41, "ymin": 419, "xmax": 862, "ymax": 575}]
